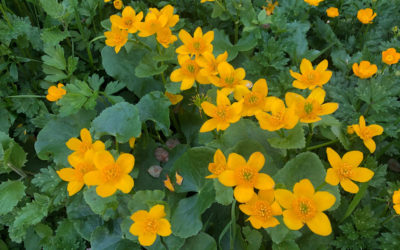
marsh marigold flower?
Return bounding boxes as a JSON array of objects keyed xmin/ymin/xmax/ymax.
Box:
[
  {"xmin": 138, "ymin": 5, "xmax": 178, "ymax": 37},
  {"xmin": 150, "ymin": 5, "xmax": 179, "ymax": 28},
  {"xmin": 57, "ymin": 150, "xmax": 96, "ymax": 196},
  {"xmin": 285, "ymin": 88, "xmax": 338, "ymax": 123},
  {"xmin": 165, "ymin": 92, "xmax": 183, "ymax": 105},
  {"xmin": 170, "ymin": 55, "xmax": 208, "ymax": 90},
  {"xmin": 326, "ymin": 7, "xmax": 339, "ymax": 18},
  {"xmin": 218, "ymin": 152, "xmax": 275, "ymax": 203},
  {"xmin": 129, "ymin": 205, "xmax": 172, "ymax": 246},
  {"xmin": 352, "ymin": 116, "xmax": 383, "ymax": 153},
  {"xmin": 110, "ymin": 6, "xmax": 143, "ymax": 33},
  {"xmin": 66, "ymin": 128, "xmax": 105, "ymax": 159},
  {"xmin": 176, "ymin": 27, "xmax": 214, "ymax": 57},
  {"xmin": 113, "ymin": 0, "xmax": 123, "ymax": 10},
  {"xmin": 357, "ymin": 8, "xmax": 377, "ymax": 24},
  {"xmin": 46, "ymin": 83, "xmax": 66, "ymax": 102},
  {"xmin": 104, "ymin": 26, "xmax": 128, "ymax": 53},
  {"xmin": 393, "ymin": 189, "xmax": 400, "ymax": 214},
  {"xmin": 325, "ymin": 148, "xmax": 374, "ymax": 193},
  {"xmin": 255, "ymin": 97, "xmax": 298, "ymax": 131},
  {"xmin": 290, "ymin": 59, "xmax": 332, "ymax": 90},
  {"xmin": 275, "ymin": 179, "xmax": 336, "ymax": 236},
  {"xmin": 199, "ymin": 90, "xmax": 243, "ymax": 132},
  {"xmin": 209, "ymin": 62, "xmax": 248, "ymax": 93},
  {"xmin": 263, "ymin": 1, "xmax": 278, "ymax": 16},
  {"xmin": 201, "ymin": 0, "xmax": 215, "ymax": 3},
  {"xmin": 84, "ymin": 151, "xmax": 134, "ymax": 197},
  {"xmin": 239, "ymin": 189, "xmax": 282, "ymax": 229},
  {"xmin": 206, "ymin": 149, "xmax": 228, "ymax": 179},
  {"xmin": 352, "ymin": 61, "xmax": 377, "ymax": 79},
  {"xmin": 382, "ymin": 48, "xmax": 400, "ymax": 65},
  {"xmin": 304, "ymin": 0, "xmax": 324, "ymax": 6},
  {"xmin": 156, "ymin": 27, "xmax": 178, "ymax": 48},
  {"xmin": 234, "ymin": 79, "xmax": 269, "ymax": 117},
  {"xmin": 196, "ymin": 51, "xmax": 228, "ymax": 80}
]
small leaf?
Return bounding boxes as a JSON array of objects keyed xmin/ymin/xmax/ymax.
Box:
[
  {"xmin": 0, "ymin": 180, "xmax": 26, "ymax": 215},
  {"xmin": 180, "ymin": 232, "xmax": 217, "ymax": 250},
  {"xmin": 213, "ymin": 179, "xmax": 233, "ymax": 205},
  {"xmin": 83, "ymin": 187, "xmax": 118, "ymax": 221},
  {"xmin": 267, "ymin": 124, "xmax": 305, "ymax": 149},
  {"xmin": 243, "ymin": 226, "xmax": 262, "ymax": 250}
]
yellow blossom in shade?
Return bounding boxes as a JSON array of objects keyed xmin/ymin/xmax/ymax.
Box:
[
  {"xmin": 57, "ymin": 150, "xmax": 96, "ymax": 196},
  {"xmin": 218, "ymin": 152, "xmax": 275, "ymax": 203},
  {"xmin": 104, "ymin": 0, "xmax": 111, "ymax": 2},
  {"xmin": 138, "ymin": 5, "xmax": 178, "ymax": 37},
  {"xmin": 165, "ymin": 92, "xmax": 183, "ymax": 105},
  {"xmin": 393, "ymin": 189, "xmax": 400, "ymax": 215},
  {"xmin": 255, "ymin": 97, "xmax": 298, "ymax": 131},
  {"xmin": 84, "ymin": 151, "xmax": 134, "ymax": 197},
  {"xmin": 325, "ymin": 148, "xmax": 374, "ymax": 194},
  {"xmin": 176, "ymin": 27, "xmax": 214, "ymax": 57},
  {"xmin": 46, "ymin": 83, "xmax": 66, "ymax": 102},
  {"xmin": 110, "ymin": 6, "xmax": 143, "ymax": 33},
  {"xmin": 175, "ymin": 172, "xmax": 183, "ymax": 185},
  {"xmin": 352, "ymin": 61, "xmax": 377, "ymax": 79},
  {"xmin": 199, "ymin": 90, "xmax": 243, "ymax": 132},
  {"xmin": 170, "ymin": 55, "xmax": 209, "ymax": 90},
  {"xmin": 357, "ymin": 8, "xmax": 377, "ymax": 24},
  {"xmin": 285, "ymin": 88, "xmax": 338, "ymax": 123},
  {"xmin": 129, "ymin": 137, "xmax": 136, "ymax": 149},
  {"xmin": 196, "ymin": 51, "xmax": 228, "ymax": 80},
  {"xmin": 66, "ymin": 128, "xmax": 105, "ymax": 159},
  {"xmin": 113, "ymin": 0, "xmax": 123, "ymax": 10},
  {"xmin": 206, "ymin": 149, "xmax": 228, "ymax": 179},
  {"xmin": 209, "ymin": 62, "xmax": 248, "ymax": 93},
  {"xmin": 201, "ymin": 0, "xmax": 215, "ymax": 3},
  {"xmin": 164, "ymin": 175, "xmax": 174, "ymax": 191},
  {"xmin": 290, "ymin": 59, "xmax": 332, "ymax": 90},
  {"xmin": 104, "ymin": 25, "xmax": 128, "ymax": 53},
  {"xmin": 275, "ymin": 179, "xmax": 336, "ymax": 236},
  {"xmin": 347, "ymin": 125, "xmax": 354, "ymax": 134},
  {"xmin": 326, "ymin": 7, "xmax": 339, "ymax": 18},
  {"xmin": 156, "ymin": 28, "xmax": 177, "ymax": 48},
  {"xmin": 352, "ymin": 116, "xmax": 384, "ymax": 153},
  {"xmin": 304, "ymin": 0, "xmax": 324, "ymax": 6},
  {"xmin": 239, "ymin": 189, "xmax": 282, "ymax": 229},
  {"xmin": 382, "ymin": 48, "xmax": 400, "ymax": 65},
  {"xmin": 234, "ymin": 79, "xmax": 269, "ymax": 117},
  {"xmin": 129, "ymin": 205, "xmax": 172, "ymax": 246},
  {"xmin": 263, "ymin": 1, "xmax": 278, "ymax": 16},
  {"xmin": 150, "ymin": 5, "xmax": 179, "ymax": 28}
]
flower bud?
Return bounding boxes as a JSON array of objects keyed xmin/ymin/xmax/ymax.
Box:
[{"xmin": 155, "ymin": 147, "xmax": 169, "ymax": 162}]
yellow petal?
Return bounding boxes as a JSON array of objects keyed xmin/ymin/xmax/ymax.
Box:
[
  {"xmin": 218, "ymin": 170, "xmax": 236, "ymax": 187},
  {"xmin": 203, "ymin": 30, "xmax": 214, "ymax": 43},
  {"xmin": 292, "ymin": 80, "xmax": 309, "ymax": 89},
  {"xmin": 248, "ymin": 216, "xmax": 263, "ymax": 229},
  {"xmin": 175, "ymin": 172, "xmax": 183, "ymax": 185},
  {"xmin": 254, "ymin": 173, "xmax": 275, "ymax": 190},
  {"xmin": 325, "ymin": 168, "xmax": 340, "ymax": 186},
  {"xmin": 313, "ymin": 191, "xmax": 336, "ymax": 211},
  {"xmin": 351, "ymin": 167, "xmax": 374, "ymax": 182},
  {"xmin": 363, "ymin": 138, "xmax": 376, "ymax": 153},
  {"xmin": 227, "ymin": 153, "xmax": 246, "ymax": 170},
  {"xmin": 234, "ymin": 68, "xmax": 246, "ymax": 80},
  {"xmin": 248, "ymin": 152, "xmax": 265, "ymax": 172},
  {"xmin": 252, "ymin": 79, "xmax": 268, "ymax": 96},
  {"xmin": 320, "ymin": 103, "xmax": 339, "ymax": 115},
  {"xmin": 199, "ymin": 118, "xmax": 219, "ymax": 132},
  {"xmin": 262, "ymin": 217, "xmax": 280, "ymax": 229},
  {"xmin": 115, "ymin": 174, "xmax": 134, "ymax": 193},
  {"xmin": 306, "ymin": 212, "xmax": 332, "ymax": 236},
  {"xmin": 342, "ymin": 151, "xmax": 363, "ymax": 168},
  {"xmin": 170, "ymin": 69, "xmax": 183, "ymax": 82},
  {"xmin": 80, "ymin": 128, "xmax": 92, "ymax": 145},
  {"xmin": 138, "ymin": 233, "xmax": 157, "ymax": 246},
  {"xmin": 315, "ymin": 59, "xmax": 328, "ymax": 72},
  {"xmin": 94, "ymin": 151, "xmax": 115, "ymax": 169},
  {"xmin": 394, "ymin": 204, "xmax": 400, "ymax": 215},
  {"xmin": 116, "ymin": 153, "xmax": 135, "ymax": 173},
  {"xmin": 178, "ymin": 29, "xmax": 192, "ymax": 44},
  {"xmin": 368, "ymin": 124, "xmax": 384, "ymax": 136},
  {"xmin": 300, "ymin": 58, "xmax": 313, "ymax": 74},
  {"xmin": 239, "ymin": 204, "xmax": 253, "ymax": 215},
  {"xmin": 326, "ymin": 147, "xmax": 342, "ymax": 169},
  {"xmin": 158, "ymin": 218, "xmax": 172, "ymax": 236},
  {"xmin": 180, "ymin": 78, "xmax": 195, "ymax": 90},
  {"xmin": 201, "ymin": 102, "xmax": 217, "ymax": 117},
  {"xmin": 93, "ymin": 141, "xmax": 105, "ymax": 152},
  {"xmin": 84, "ymin": 170, "xmax": 104, "ymax": 186},
  {"xmin": 271, "ymin": 201, "xmax": 283, "ymax": 215},
  {"xmin": 214, "ymin": 149, "xmax": 226, "ymax": 165},
  {"xmin": 67, "ymin": 181, "xmax": 84, "ymax": 196},
  {"xmin": 234, "ymin": 185, "xmax": 255, "ymax": 203},
  {"xmin": 57, "ymin": 168, "xmax": 76, "ymax": 182},
  {"xmin": 233, "ymin": 85, "xmax": 250, "ymax": 101},
  {"xmin": 340, "ymin": 178, "xmax": 359, "ymax": 193},
  {"xmin": 66, "ymin": 138, "xmax": 82, "ymax": 151},
  {"xmin": 130, "ymin": 210, "xmax": 149, "ymax": 222},
  {"xmin": 290, "ymin": 70, "xmax": 302, "ymax": 80},
  {"xmin": 282, "ymin": 210, "xmax": 304, "ymax": 230},
  {"xmin": 293, "ymin": 179, "xmax": 315, "ymax": 197},
  {"xmin": 308, "ymin": 88, "xmax": 325, "ymax": 105},
  {"xmin": 274, "ymin": 189, "xmax": 294, "ymax": 209},
  {"xmin": 285, "ymin": 92, "xmax": 304, "ymax": 108},
  {"xmin": 164, "ymin": 175, "xmax": 175, "ymax": 191},
  {"xmin": 216, "ymin": 90, "xmax": 231, "ymax": 106},
  {"xmin": 96, "ymin": 184, "xmax": 117, "ymax": 197},
  {"xmin": 129, "ymin": 221, "xmax": 144, "ymax": 235},
  {"xmin": 258, "ymin": 189, "xmax": 275, "ymax": 204}
]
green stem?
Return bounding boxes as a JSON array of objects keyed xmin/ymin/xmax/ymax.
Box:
[
  {"xmin": 340, "ymin": 182, "xmax": 369, "ymax": 223},
  {"xmin": 157, "ymin": 43, "xmax": 167, "ymax": 85},
  {"xmin": 382, "ymin": 215, "xmax": 396, "ymax": 225},
  {"xmin": 306, "ymin": 139, "xmax": 339, "ymax": 151},
  {"xmin": 306, "ymin": 123, "xmax": 314, "ymax": 147},
  {"xmin": 8, "ymin": 163, "xmax": 27, "ymax": 179},
  {"xmin": 160, "ymin": 237, "xmax": 169, "ymax": 250},
  {"xmin": 73, "ymin": 5, "xmax": 94, "ymax": 69},
  {"xmin": 115, "ymin": 137, "xmax": 119, "ymax": 153},
  {"xmin": 6, "ymin": 95, "xmax": 45, "ymax": 98},
  {"xmin": 230, "ymin": 199, "xmax": 236, "ymax": 250},
  {"xmin": 315, "ymin": 182, "xmax": 327, "ymax": 191},
  {"xmin": 0, "ymin": 4, "xmax": 12, "ymax": 28},
  {"xmin": 89, "ymin": 35, "xmax": 106, "ymax": 45}
]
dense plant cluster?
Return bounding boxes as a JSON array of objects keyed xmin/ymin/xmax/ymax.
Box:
[{"xmin": 1, "ymin": 0, "xmax": 400, "ymax": 249}]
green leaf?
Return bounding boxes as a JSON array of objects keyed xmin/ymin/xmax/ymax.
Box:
[
  {"xmin": 83, "ymin": 187, "xmax": 118, "ymax": 221},
  {"xmin": 90, "ymin": 226, "xmax": 125, "ymax": 250},
  {"xmin": 87, "ymin": 74, "xmax": 105, "ymax": 92},
  {"xmin": 135, "ymin": 56, "xmax": 168, "ymax": 78},
  {"xmin": 267, "ymin": 124, "xmax": 306, "ymax": 149},
  {"xmin": 180, "ymin": 232, "xmax": 217, "ymax": 250},
  {"xmin": 58, "ymin": 80, "xmax": 94, "ymax": 116},
  {"xmin": 242, "ymin": 226, "xmax": 262, "ymax": 250},
  {"xmin": 67, "ymin": 56, "xmax": 79, "ymax": 75},
  {"xmin": 136, "ymin": 91, "xmax": 171, "ymax": 136},
  {"xmin": 3, "ymin": 140, "xmax": 27, "ymax": 170},
  {"xmin": 0, "ymin": 180, "xmax": 26, "ymax": 215},
  {"xmin": 39, "ymin": 0, "xmax": 65, "ymax": 19},
  {"xmin": 266, "ymin": 218, "xmax": 301, "ymax": 244},
  {"xmin": 105, "ymin": 81, "xmax": 126, "ymax": 95},
  {"xmin": 41, "ymin": 27, "xmax": 68, "ymax": 46},
  {"xmin": 42, "ymin": 45, "xmax": 66, "ymax": 71},
  {"xmin": 127, "ymin": 190, "xmax": 165, "ymax": 212},
  {"xmin": 31, "ymin": 167, "xmax": 66, "ymax": 206},
  {"xmin": 92, "ymin": 102, "xmax": 141, "ymax": 143},
  {"xmin": 213, "ymin": 29, "xmax": 237, "ymax": 61},
  {"xmin": 213, "ymin": 179, "xmax": 233, "ymax": 206}
]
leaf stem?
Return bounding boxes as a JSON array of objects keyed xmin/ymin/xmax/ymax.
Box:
[
  {"xmin": 6, "ymin": 95, "xmax": 46, "ymax": 98},
  {"xmin": 340, "ymin": 182, "xmax": 369, "ymax": 223},
  {"xmin": 230, "ymin": 199, "xmax": 236, "ymax": 250},
  {"xmin": 306, "ymin": 139, "xmax": 339, "ymax": 151}
]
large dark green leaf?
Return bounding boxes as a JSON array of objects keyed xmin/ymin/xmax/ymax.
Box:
[{"xmin": 0, "ymin": 180, "xmax": 26, "ymax": 215}]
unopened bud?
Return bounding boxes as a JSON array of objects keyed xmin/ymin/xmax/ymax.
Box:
[
  {"xmin": 155, "ymin": 147, "xmax": 169, "ymax": 162},
  {"xmin": 166, "ymin": 138, "xmax": 180, "ymax": 149},
  {"xmin": 148, "ymin": 165, "xmax": 163, "ymax": 178}
]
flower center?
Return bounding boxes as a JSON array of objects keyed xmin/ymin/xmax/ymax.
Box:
[
  {"xmin": 360, "ymin": 128, "xmax": 373, "ymax": 139},
  {"xmin": 225, "ymin": 76, "xmax": 235, "ymax": 85},
  {"xmin": 307, "ymin": 72, "xmax": 316, "ymax": 82},
  {"xmin": 125, "ymin": 19, "xmax": 133, "ymax": 26},
  {"xmin": 145, "ymin": 218, "xmax": 159, "ymax": 234},
  {"xmin": 193, "ymin": 41, "xmax": 201, "ymax": 50},
  {"xmin": 386, "ymin": 55, "xmax": 393, "ymax": 61},
  {"xmin": 102, "ymin": 164, "xmax": 121, "ymax": 182},
  {"xmin": 292, "ymin": 197, "xmax": 317, "ymax": 222},
  {"xmin": 216, "ymin": 106, "xmax": 228, "ymax": 120},
  {"xmin": 255, "ymin": 201, "xmax": 273, "ymax": 220},
  {"xmin": 304, "ymin": 102, "xmax": 313, "ymax": 114},
  {"xmin": 246, "ymin": 94, "xmax": 259, "ymax": 105},
  {"xmin": 187, "ymin": 64, "xmax": 195, "ymax": 73},
  {"xmin": 339, "ymin": 163, "xmax": 353, "ymax": 179},
  {"xmin": 236, "ymin": 166, "xmax": 256, "ymax": 184}
]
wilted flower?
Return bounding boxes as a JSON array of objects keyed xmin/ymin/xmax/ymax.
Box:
[{"xmin": 148, "ymin": 165, "xmax": 163, "ymax": 178}]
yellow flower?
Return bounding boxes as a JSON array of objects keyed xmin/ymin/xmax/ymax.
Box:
[
  {"xmin": 352, "ymin": 61, "xmax": 377, "ymax": 79},
  {"xmin": 199, "ymin": 90, "xmax": 243, "ymax": 132},
  {"xmin": 357, "ymin": 8, "xmax": 377, "ymax": 24},
  {"xmin": 285, "ymin": 88, "xmax": 338, "ymax": 123},
  {"xmin": 113, "ymin": 0, "xmax": 123, "ymax": 10},
  {"xmin": 170, "ymin": 55, "xmax": 209, "ymax": 90},
  {"xmin": 326, "ymin": 7, "xmax": 339, "ymax": 18},
  {"xmin": 129, "ymin": 137, "xmax": 136, "ymax": 149},
  {"xmin": 290, "ymin": 59, "xmax": 332, "ymax": 90},
  {"xmin": 218, "ymin": 152, "xmax": 275, "ymax": 203},
  {"xmin": 110, "ymin": 6, "xmax": 143, "ymax": 33},
  {"xmin": 201, "ymin": 0, "xmax": 215, "ymax": 3},
  {"xmin": 239, "ymin": 189, "xmax": 282, "ymax": 229},
  {"xmin": 84, "ymin": 151, "xmax": 134, "ymax": 197},
  {"xmin": 304, "ymin": 0, "xmax": 324, "ymax": 6},
  {"xmin": 255, "ymin": 97, "xmax": 298, "ymax": 131},
  {"xmin": 234, "ymin": 79, "xmax": 269, "ymax": 117},
  {"xmin": 347, "ymin": 125, "xmax": 355, "ymax": 134},
  {"xmin": 150, "ymin": 5, "xmax": 179, "ymax": 28},
  {"xmin": 209, "ymin": 61, "xmax": 248, "ymax": 93},
  {"xmin": 175, "ymin": 172, "xmax": 183, "ymax": 185},
  {"xmin": 129, "ymin": 205, "xmax": 172, "ymax": 246},
  {"xmin": 352, "ymin": 116, "xmax": 383, "ymax": 153},
  {"xmin": 57, "ymin": 150, "xmax": 96, "ymax": 196},
  {"xmin": 196, "ymin": 51, "xmax": 228, "ymax": 81},
  {"xmin": 164, "ymin": 175, "xmax": 175, "ymax": 191},
  {"xmin": 325, "ymin": 147, "xmax": 374, "ymax": 193},
  {"xmin": 104, "ymin": 25, "xmax": 128, "ymax": 53},
  {"xmin": 165, "ymin": 92, "xmax": 183, "ymax": 105},
  {"xmin": 206, "ymin": 149, "xmax": 228, "ymax": 179},
  {"xmin": 156, "ymin": 27, "xmax": 177, "ymax": 48},
  {"xmin": 382, "ymin": 48, "xmax": 400, "ymax": 65},
  {"xmin": 275, "ymin": 179, "xmax": 336, "ymax": 236},
  {"xmin": 176, "ymin": 27, "xmax": 214, "ymax": 57},
  {"xmin": 138, "ymin": 5, "xmax": 179, "ymax": 37},
  {"xmin": 104, "ymin": 0, "xmax": 111, "ymax": 2},
  {"xmin": 393, "ymin": 189, "xmax": 400, "ymax": 215},
  {"xmin": 46, "ymin": 83, "xmax": 66, "ymax": 102},
  {"xmin": 66, "ymin": 128, "xmax": 105, "ymax": 159},
  {"xmin": 263, "ymin": 1, "xmax": 278, "ymax": 16}
]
